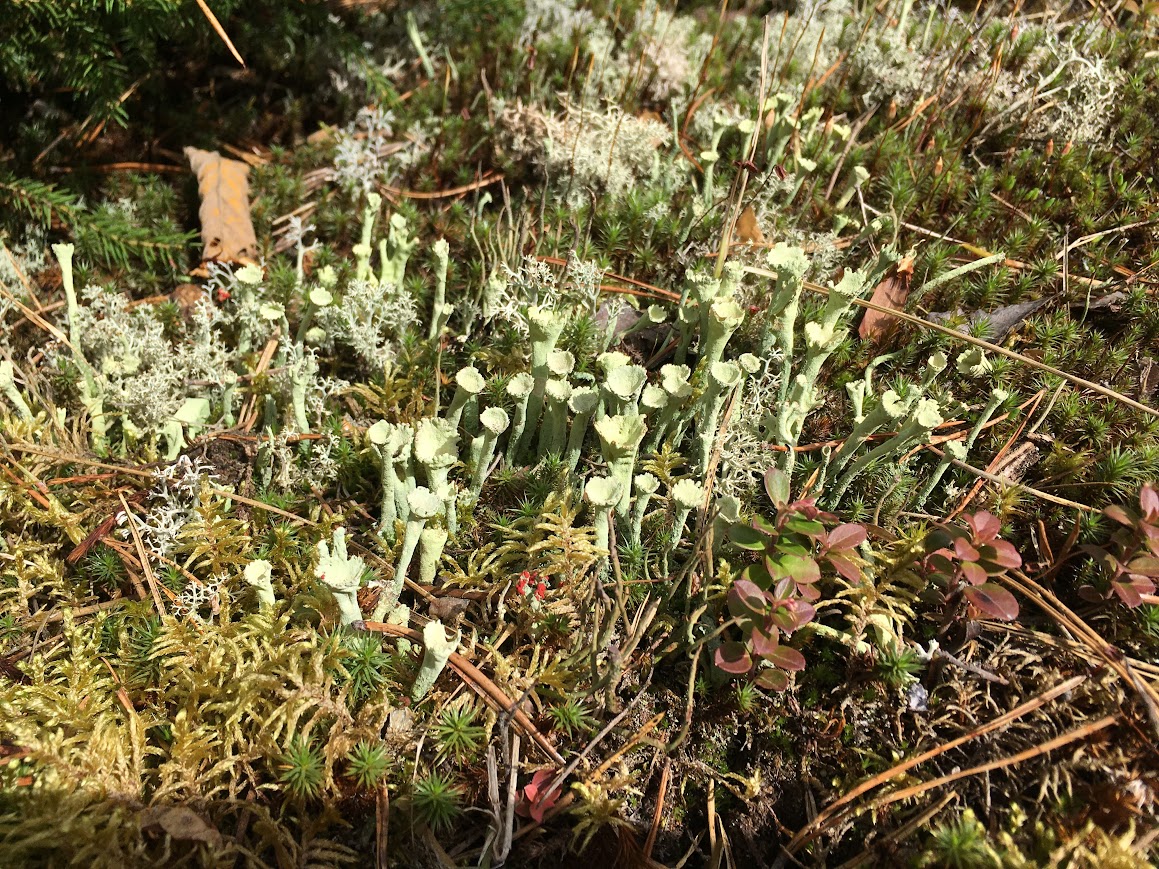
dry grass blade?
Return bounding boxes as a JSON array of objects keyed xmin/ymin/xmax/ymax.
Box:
[
  {"xmin": 871, "ymin": 714, "xmax": 1120, "ymax": 811},
  {"xmin": 784, "ymin": 674, "xmax": 1086, "ymax": 853},
  {"xmin": 1002, "ymin": 571, "xmax": 1159, "ymax": 738},
  {"xmin": 116, "ymin": 492, "xmax": 166, "ymax": 615},
  {"xmin": 644, "ymin": 758, "xmax": 673, "ymax": 860},
  {"xmin": 925, "ymin": 445, "xmax": 1093, "ymax": 512},
  {"xmin": 834, "ymin": 791, "xmax": 958, "ymax": 869}
]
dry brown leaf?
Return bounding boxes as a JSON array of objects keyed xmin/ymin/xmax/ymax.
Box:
[
  {"xmin": 139, "ymin": 806, "xmax": 223, "ymax": 849},
  {"xmin": 185, "ymin": 146, "xmax": 259, "ymax": 269},
  {"xmin": 735, "ymin": 206, "xmax": 765, "ymax": 245},
  {"xmin": 858, "ymin": 253, "xmax": 914, "ymax": 341}
]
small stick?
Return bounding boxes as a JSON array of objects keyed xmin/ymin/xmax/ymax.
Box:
[
  {"xmin": 375, "ymin": 783, "xmax": 389, "ymax": 869},
  {"xmin": 644, "ymin": 758, "xmax": 673, "ymax": 859},
  {"xmin": 361, "ymin": 620, "xmax": 563, "ymax": 764}
]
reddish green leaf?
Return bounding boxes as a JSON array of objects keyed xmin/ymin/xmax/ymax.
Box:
[
  {"xmin": 962, "ymin": 582, "xmax": 1019, "ymax": 620},
  {"xmin": 827, "ymin": 553, "xmax": 861, "ymax": 583},
  {"xmin": 825, "ymin": 523, "xmax": 867, "ymax": 551},
  {"xmin": 1140, "ymin": 484, "xmax": 1159, "ymax": 520},
  {"xmin": 780, "ymin": 552, "xmax": 821, "ymax": 585},
  {"xmin": 728, "ymin": 580, "xmax": 767, "ymax": 619},
  {"xmin": 1104, "ymin": 505, "xmax": 1135, "ymax": 526},
  {"xmin": 960, "ymin": 561, "xmax": 988, "ymax": 586},
  {"xmin": 1127, "ymin": 556, "xmax": 1159, "ymax": 577},
  {"xmin": 755, "ymin": 669, "xmax": 789, "ymax": 691},
  {"xmin": 772, "ymin": 600, "xmax": 815, "ymax": 634},
  {"xmin": 742, "ymin": 562, "xmax": 773, "ymax": 590},
  {"xmin": 766, "ymin": 645, "xmax": 806, "ymax": 672},
  {"xmin": 764, "ymin": 467, "xmax": 790, "ymax": 507},
  {"xmin": 753, "ymin": 515, "xmax": 779, "ymax": 537},
  {"xmin": 784, "ymin": 516, "xmax": 826, "ymax": 539},
  {"xmin": 988, "ymin": 539, "xmax": 1022, "ymax": 569},
  {"xmin": 714, "ymin": 642, "xmax": 753, "ymax": 675},
  {"xmin": 749, "ymin": 627, "xmax": 780, "ymax": 658}
]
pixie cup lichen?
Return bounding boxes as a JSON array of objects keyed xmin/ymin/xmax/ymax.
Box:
[{"xmin": 316, "ymin": 527, "xmax": 367, "ymax": 627}]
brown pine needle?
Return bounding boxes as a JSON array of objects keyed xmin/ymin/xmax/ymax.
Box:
[{"xmin": 194, "ymin": 0, "xmax": 246, "ymax": 67}]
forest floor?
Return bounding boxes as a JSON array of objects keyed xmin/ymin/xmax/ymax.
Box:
[{"xmin": 2, "ymin": 1, "xmax": 1159, "ymax": 866}]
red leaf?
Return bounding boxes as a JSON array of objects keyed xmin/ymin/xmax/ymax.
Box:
[
  {"xmin": 954, "ymin": 538, "xmax": 981, "ymax": 562},
  {"xmin": 1112, "ymin": 578, "xmax": 1144, "ymax": 609},
  {"xmin": 965, "ymin": 511, "xmax": 1000, "ymax": 542},
  {"xmin": 825, "ymin": 523, "xmax": 867, "ymax": 552},
  {"xmin": 828, "ymin": 553, "xmax": 862, "ymax": 583},
  {"xmin": 766, "ymin": 645, "xmax": 807, "ymax": 672},
  {"xmin": 1128, "ymin": 574, "xmax": 1157, "ymax": 596},
  {"xmin": 960, "ymin": 561, "xmax": 988, "ymax": 586},
  {"xmin": 518, "ymin": 769, "xmax": 563, "ymax": 824},
  {"xmin": 796, "ymin": 583, "xmax": 821, "ymax": 602},
  {"xmin": 962, "ymin": 582, "xmax": 1019, "ymax": 620},
  {"xmin": 749, "ymin": 627, "xmax": 780, "ymax": 658},
  {"xmin": 714, "ymin": 642, "xmax": 753, "ymax": 675},
  {"xmin": 1140, "ymin": 484, "xmax": 1159, "ymax": 520}
]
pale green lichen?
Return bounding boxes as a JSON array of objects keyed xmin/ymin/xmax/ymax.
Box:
[{"xmin": 315, "ymin": 527, "xmax": 367, "ymax": 626}]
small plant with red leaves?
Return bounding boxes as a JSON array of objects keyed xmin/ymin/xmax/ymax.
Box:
[
  {"xmin": 517, "ymin": 769, "xmax": 564, "ymax": 824},
  {"xmin": 1080, "ymin": 484, "xmax": 1159, "ymax": 608},
  {"xmin": 924, "ymin": 511, "xmax": 1021, "ymax": 621},
  {"xmin": 514, "ymin": 569, "xmax": 551, "ymax": 610},
  {"xmin": 715, "ymin": 468, "xmax": 867, "ymax": 690}
]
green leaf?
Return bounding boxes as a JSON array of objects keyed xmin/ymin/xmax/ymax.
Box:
[{"xmin": 729, "ymin": 524, "xmax": 767, "ymax": 551}]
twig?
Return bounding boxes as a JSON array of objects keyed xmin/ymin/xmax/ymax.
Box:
[
  {"xmin": 644, "ymin": 758, "xmax": 673, "ymax": 860},
  {"xmin": 375, "ymin": 783, "xmax": 389, "ymax": 869},
  {"xmin": 924, "ymin": 445, "xmax": 1093, "ymax": 512},
  {"xmin": 380, "ymin": 172, "xmax": 504, "ymax": 200},
  {"xmin": 360, "ymin": 620, "xmax": 563, "ymax": 764}
]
